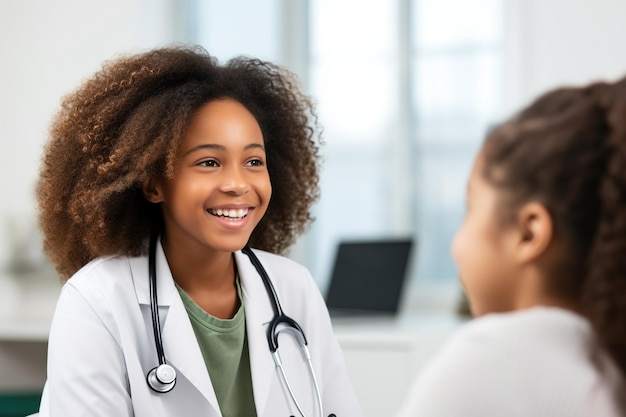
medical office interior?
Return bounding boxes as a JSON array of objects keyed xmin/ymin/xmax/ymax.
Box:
[{"xmin": 2, "ymin": 0, "xmax": 626, "ymax": 416}]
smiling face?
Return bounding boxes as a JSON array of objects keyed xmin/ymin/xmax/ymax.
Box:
[
  {"xmin": 146, "ymin": 98, "xmax": 272, "ymax": 257},
  {"xmin": 451, "ymin": 155, "xmax": 520, "ymax": 317}
]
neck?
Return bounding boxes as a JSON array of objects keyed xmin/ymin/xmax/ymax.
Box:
[
  {"xmin": 160, "ymin": 236, "xmax": 240, "ymax": 319},
  {"xmin": 513, "ymin": 266, "xmax": 583, "ymax": 315}
]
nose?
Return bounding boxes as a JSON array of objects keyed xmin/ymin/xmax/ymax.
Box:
[{"xmin": 219, "ymin": 165, "xmax": 249, "ymax": 195}]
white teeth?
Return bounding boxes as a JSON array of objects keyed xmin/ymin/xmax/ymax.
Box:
[{"xmin": 209, "ymin": 208, "xmax": 249, "ymax": 219}]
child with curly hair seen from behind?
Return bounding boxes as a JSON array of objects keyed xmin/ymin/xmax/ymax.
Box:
[
  {"xmin": 398, "ymin": 76, "xmax": 626, "ymax": 416},
  {"xmin": 36, "ymin": 46, "xmax": 363, "ymax": 417}
]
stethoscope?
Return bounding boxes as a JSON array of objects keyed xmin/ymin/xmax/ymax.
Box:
[{"xmin": 145, "ymin": 233, "xmax": 332, "ymax": 417}]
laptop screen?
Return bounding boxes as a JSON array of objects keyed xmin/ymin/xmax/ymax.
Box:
[{"xmin": 324, "ymin": 238, "xmax": 414, "ymax": 316}]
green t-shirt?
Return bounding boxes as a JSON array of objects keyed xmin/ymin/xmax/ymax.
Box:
[{"xmin": 176, "ymin": 279, "xmax": 257, "ymax": 417}]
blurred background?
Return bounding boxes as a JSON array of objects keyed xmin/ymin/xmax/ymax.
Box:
[{"xmin": 2, "ymin": 0, "xmax": 626, "ymax": 416}]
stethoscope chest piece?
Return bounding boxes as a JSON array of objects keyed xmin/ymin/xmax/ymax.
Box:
[{"xmin": 147, "ymin": 363, "xmax": 177, "ymax": 393}]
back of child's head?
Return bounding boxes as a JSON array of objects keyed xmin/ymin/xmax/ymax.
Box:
[
  {"xmin": 37, "ymin": 45, "xmax": 321, "ymax": 280},
  {"xmin": 481, "ymin": 76, "xmax": 626, "ymax": 376}
]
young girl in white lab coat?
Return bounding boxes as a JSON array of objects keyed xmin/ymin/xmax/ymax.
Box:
[
  {"xmin": 36, "ymin": 46, "xmax": 362, "ymax": 417},
  {"xmin": 398, "ymin": 77, "xmax": 626, "ymax": 416}
]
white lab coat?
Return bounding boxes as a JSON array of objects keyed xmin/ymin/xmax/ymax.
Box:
[{"xmin": 38, "ymin": 243, "xmax": 363, "ymax": 417}]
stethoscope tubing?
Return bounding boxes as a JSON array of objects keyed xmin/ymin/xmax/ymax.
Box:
[
  {"xmin": 241, "ymin": 247, "xmax": 309, "ymax": 351},
  {"xmin": 149, "ymin": 233, "xmax": 166, "ymax": 365},
  {"xmin": 241, "ymin": 247, "xmax": 324, "ymax": 417},
  {"xmin": 147, "ymin": 234, "xmax": 327, "ymax": 416}
]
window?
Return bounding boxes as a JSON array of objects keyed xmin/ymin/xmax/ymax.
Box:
[
  {"xmin": 309, "ymin": 0, "xmax": 503, "ymax": 293},
  {"xmin": 308, "ymin": 0, "xmax": 407, "ymax": 291},
  {"xmin": 190, "ymin": 0, "xmax": 283, "ymax": 63},
  {"xmin": 410, "ymin": 0, "xmax": 503, "ymax": 285}
]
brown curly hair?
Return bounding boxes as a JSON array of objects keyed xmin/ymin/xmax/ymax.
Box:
[
  {"xmin": 482, "ymin": 76, "xmax": 626, "ymax": 379},
  {"xmin": 37, "ymin": 45, "xmax": 321, "ymax": 280}
]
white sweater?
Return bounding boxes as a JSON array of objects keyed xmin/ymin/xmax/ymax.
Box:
[{"xmin": 397, "ymin": 307, "xmax": 625, "ymax": 417}]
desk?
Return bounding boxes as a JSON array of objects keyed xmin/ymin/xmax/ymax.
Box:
[{"xmin": 333, "ymin": 314, "xmax": 463, "ymax": 417}]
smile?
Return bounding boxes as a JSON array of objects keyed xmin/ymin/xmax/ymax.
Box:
[{"xmin": 207, "ymin": 208, "xmax": 249, "ymax": 220}]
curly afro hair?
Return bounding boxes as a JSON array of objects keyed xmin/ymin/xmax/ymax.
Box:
[{"xmin": 37, "ymin": 45, "xmax": 321, "ymax": 280}]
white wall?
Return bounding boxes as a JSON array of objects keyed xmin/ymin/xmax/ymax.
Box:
[
  {"xmin": 0, "ymin": 0, "xmax": 184, "ymax": 269},
  {"xmin": 0, "ymin": 0, "xmax": 184, "ymax": 392},
  {"xmin": 502, "ymin": 0, "xmax": 626, "ymax": 117}
]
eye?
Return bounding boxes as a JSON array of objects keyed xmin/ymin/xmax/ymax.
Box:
[
  {"xmin": 197, "ymin": 159, "xmax": 219, "ymax": 168},
  {"xmin": 245, "ymin": 158, "xmax": 265, "ymax": 167}
]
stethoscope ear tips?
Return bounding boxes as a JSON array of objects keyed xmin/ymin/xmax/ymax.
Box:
[{"xmin": 147, "ymin": 364, "xmax": 177, "ymax": 393}]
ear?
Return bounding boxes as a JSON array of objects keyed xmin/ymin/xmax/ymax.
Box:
[
  {"xmin": 142, "ymin": 177, "xmax": 164, "ymax": 204},
  {"xmin": 513, "ymin": 202, "xmax": 554, "ymax": 264}
]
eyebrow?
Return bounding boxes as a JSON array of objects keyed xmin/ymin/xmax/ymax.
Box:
[{"xmin": 182, "ymin": 142, "xmax": 265, "ymax": 157}]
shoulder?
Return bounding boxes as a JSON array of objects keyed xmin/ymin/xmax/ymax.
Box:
[
  {"xmin": 399, "ymin": 308, "xmax": 598, "ymax": 417},
  {"xmin": 70, "ymin": 255, "xmax": 132, "ymax": 280},
  {"xmin": 58, "ymin": 255, "xmax": 137, "ymax": 311},
  {"xmin": 247, "ymin": 248, "xmax": 309, "ymax": 271},
  {"xmin": 418, "ymin": 312, "xmax": 522, "ymax": 378},
  {"xmin": 427, "ymin": 307, "xmax": 591, "ymax": 372},
  {"xmin": 397, "ymin": 313, "xmax": 531, "ymax": 417},
  {"xmin": 242, "ymin": 248, "xmax": 314, "ymax": 286},
  {"xmin": 237, "ymin": 248, "xmax": 325, "ymax": 316},
  {"xmin": 451, "ymin": 306, "xmax": 592, "ymax": 352},
  {"xmin": 49, "ymin": 255, "xmax": 142, "ymax": 348},
  {"xmin": 65, "ymin": 255, "xmax": 134, "ymax": 291},
  {"xmin": 447, "ymin": 308, "xmax": 533, "ymax": 344}
]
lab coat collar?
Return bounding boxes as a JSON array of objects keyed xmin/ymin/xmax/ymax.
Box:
[
  {"xmin": 234, "ymin": 249, "xmax": 276, "ymax": 416},
  {"xmin": 129, "ymin": 240, "xmax": 220, "ymax": 413},
  {"xmin": 130, "ymin": 239, "xmax": 175, "ymax": 307},
  {"xmin": 129, "ymin": 244, "xmax": 277, "ymax": 416}
]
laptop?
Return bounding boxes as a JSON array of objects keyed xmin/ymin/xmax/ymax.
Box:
[{"xmin": 324, "ymin": 238, "xmax": 414, "ymax": 318}]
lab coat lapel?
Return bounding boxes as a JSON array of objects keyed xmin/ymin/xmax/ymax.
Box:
[
  {"xmin": 235, "ymin": 250, "xmax": 277, "ymax": 416},
  {"xmin": 130, "ymin": 242, "xmax": 221, "ymax": 413}
]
